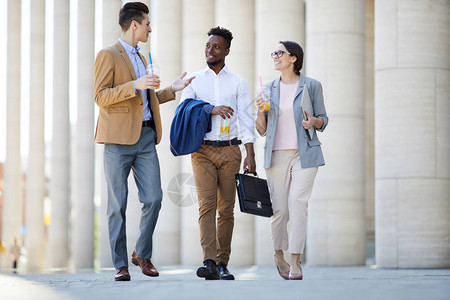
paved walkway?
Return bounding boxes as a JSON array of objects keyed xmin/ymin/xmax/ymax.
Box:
[{"xmin": 1, "ymin": 265, "xmax": 449, "ymax": 300}]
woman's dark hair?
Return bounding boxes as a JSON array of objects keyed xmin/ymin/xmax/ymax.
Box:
[
  {"xmin": 119, "ymin": 2, "xmax": 149, "ymax": 31},
  {"xmin": 279, "ymin": 41, "xmax": 304, "ymax": 75},
  {"xmin": 207, "ymin": 26, "xmax": 233, "ymax": 49}
]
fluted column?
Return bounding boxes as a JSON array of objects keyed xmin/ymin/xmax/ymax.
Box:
[
  {"xmin": 3, "ymin": 0, "xmax": 22, "ymax": 261},
  {"xmin": 255, "ymin": 0, "xmax": 305, "ymax": 266},
  {"xmin": 215, "ymin": 0, "xmax": 256, "ymax": 266},
  {"xmin": 48, "ymin": 0, "xmax": 70, "ymax": 269},
  {"xmin": 73, "ymin": 0, "xmax": 95, "ymax": 269},
  {"xmin": 97, "ymin": 0, "xmax": 122, "ymax": 269},
  {"xmin": 150, "ymin": 0, "xmax": 182, "ymax": 265},
  {"xmin": 255, "ymin": 0, "xmax": 305, "ymax": 82},
  {"xmin": 306, "ymin": 0, "xmax": 366, "ymax": 265},
  {"xmin": 101, "ymin": 0, "xmax": 121, "ymax": 47},
  {"xmin": 181, "ymin": 0, "xmax": 214, "ymax": 265},
  {"xmin": 375, "ymin": 0, "xmax": 450, "ymax": 268},
  {"xmin": 26, "ymin": 0, "xmax": 46, "ymax": 272},
  {"xmin": 364, "ymin": 0, "xmax": 375, "ymax": 256}
]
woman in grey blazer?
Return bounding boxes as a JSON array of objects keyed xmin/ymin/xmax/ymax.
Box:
[{"xmin": 256, "ymin": 41, "xmax": 328, "ymax": 280}]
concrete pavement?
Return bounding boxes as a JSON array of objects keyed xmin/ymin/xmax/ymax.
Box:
[{"xmin": 1, "ymin": 265, "xmax": 449, "ymax": 300}]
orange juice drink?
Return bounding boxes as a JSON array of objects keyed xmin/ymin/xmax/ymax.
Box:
[
  {"xmin": 146, "ymin": 64, "xmax": 160, "ymax": 89},
  {"xmin": 220, "ymin": 126, "xmax": 230, "ymax": 134}
]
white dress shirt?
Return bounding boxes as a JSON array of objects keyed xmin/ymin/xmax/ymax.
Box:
[{"xmin": 181, "ymin": 66, "xmax": 255, "ymax": 144}]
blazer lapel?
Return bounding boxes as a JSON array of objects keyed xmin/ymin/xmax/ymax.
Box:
[
  {"xmin": 115, "ymin": 41, "xmax": 137, "ymax": 80},
  {"xmin": 137, "ymin": 52, "xmax": 148, "ymax": 69},
  {"xmin": 294, "ymin": 73, "xmax": 306, "ymax": 100},
  {"xmin": 271, "ymin": 76, "xmax": 281, "ymax": 113}
]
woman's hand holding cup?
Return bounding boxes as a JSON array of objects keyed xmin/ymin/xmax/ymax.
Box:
[{"xmin": 256, "ymin": 96, "xmax": 266, "ymax": 112}]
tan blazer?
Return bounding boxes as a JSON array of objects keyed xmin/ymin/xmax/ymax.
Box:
[{"xmin": 94, "ymin": 41, "xmax": 175, "ymax": 145}]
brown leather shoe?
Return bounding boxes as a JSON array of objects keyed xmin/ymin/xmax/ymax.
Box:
[
  {"xmin": 114, "ymin": 266, "xmax": 131, "ymax": 281},
  {"xmin": 131, "ymin": 251, "xmax": 159, "ymax": 277}
]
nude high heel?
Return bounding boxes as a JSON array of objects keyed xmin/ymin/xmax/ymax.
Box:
[
  {"xmin": 289, "ymin": 255, "xmax": 303, "ymax": 280},
  {"xmin": 274, "ymin": 254, "xmax": 290, "ymax": 280}
]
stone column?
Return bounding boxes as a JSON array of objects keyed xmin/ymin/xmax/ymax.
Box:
[
  {"xmin": 48, "ymin": 0, "xmax": 71, "ymax": 269},
  {"xmin": 101, "ymin": 0, "xmax": 121, "ymax": 47},
  {"xmin": 3, "ymin": 0, "xmax": 22, "ymax": 260},
  {"xmin": 180, "ymin": 0, "xmax": 214, "ymax": 265},
  {"xmin": 364, "ymin": 0, "xmax": 375, "ymax": 261},
  {"xmin": 215, "ymin": 0, "xmax": 256, "ymax": 266},
  {"xmin": 73, "ymin": 0, "xmax": 95, "ymax": 269},
  {"xmin": 305, "ymin": 0, "xmax": 366, "ymax": 265},
  {"xmin": 254, "ymin": 0, "xmax": 305, "ymax": 266},
  {"xmin": 149, "ymin": 0, "xmax": 182, "ymax": 265},
  {"xmin": 26, "ymin": 0, "xmax": 46, "ymax": 272},
  {"xmin": 97, "ymin": 0, "xmax": 122, "ymax": 269},
  {"xmin": 255, "ymin": 0, "xmax": 305, "ymax": 83},
  {"xmin": 375, "ymin": 0, "xmax": 450, "ymax": 268}
]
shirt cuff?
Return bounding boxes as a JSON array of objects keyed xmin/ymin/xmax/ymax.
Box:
[{"xmin": 241, "ymin": 136, "xmax": 256, "ymax": 144}]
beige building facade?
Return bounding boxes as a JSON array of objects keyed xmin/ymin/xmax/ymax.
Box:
[{"xmin": 1, "ymin": 0, "xmax": 449, "ymax": 272}]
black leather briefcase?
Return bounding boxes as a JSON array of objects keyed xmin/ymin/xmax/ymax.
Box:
[{"xmin": 235, "ymin": 171, "xmax": 273, "ymax": 218}]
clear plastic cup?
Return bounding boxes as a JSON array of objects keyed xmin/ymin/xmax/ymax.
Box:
[
  {"xmin": 220, "ymin": 121, "xmax": 230, "ymax": 134},
  {"xmin": 258, "ymin": 88, "xmax": 271, "ymax": 111},
  {"xmin": 146, "ymin": 64, "xmax": 160, "ymax": 89}
]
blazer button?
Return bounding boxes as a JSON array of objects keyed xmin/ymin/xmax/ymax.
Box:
[{"xmin": 305, "ymin": 135, "xmax": 307, "ymax": 138}]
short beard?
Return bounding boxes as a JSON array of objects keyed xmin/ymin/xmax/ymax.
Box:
[{"xmin": 207, "ymin": 60, "xmax": 222, "ymax": 67}]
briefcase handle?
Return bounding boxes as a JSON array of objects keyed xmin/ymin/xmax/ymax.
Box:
[{"xmin": 243, "ymin": 169, "xmax": 258, "ymax": 177}]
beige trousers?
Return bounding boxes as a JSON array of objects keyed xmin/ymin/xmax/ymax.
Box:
[
  {"xmin": 266, "ymin": 150, "xmax": 318, "ymax": 254},
  {"xmin": 191, "ymin": 144, "xmax": 242, "ymax": 265}
]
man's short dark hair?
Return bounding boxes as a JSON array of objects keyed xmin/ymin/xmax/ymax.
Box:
[
  {"xmin": 279, "ymin": 41, "xmax": 304, "ymax": 75},
  {"xmin": 119, "ymin": 2, "xmax": 149, "ymax": 31},
  {"xmin": 207, "ymin": 26, "xmax": 233, "ymax": 49}
]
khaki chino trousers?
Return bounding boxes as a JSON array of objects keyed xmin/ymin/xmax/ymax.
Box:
[
  {"xmin": 266, "ymin": 150, "xmax": 318, "ymax": 254},
  {"xmin": 191, "ymin": 144, "xmax": 242, "ymax": 265}
]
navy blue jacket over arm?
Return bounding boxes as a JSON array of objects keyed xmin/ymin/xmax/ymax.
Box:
[{"xmin": 170, "ymin": 98, "xmax": 213, "ymax": 156}]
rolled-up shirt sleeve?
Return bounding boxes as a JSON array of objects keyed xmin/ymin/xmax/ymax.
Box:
[{"xmin": 237, "ymin": 78, "xmax": 256, "ymax": 144}]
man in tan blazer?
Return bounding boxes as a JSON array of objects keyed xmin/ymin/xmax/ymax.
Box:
[{"xmin": 94, "ymin": 2, "xmax": 193, "ymax": 282}]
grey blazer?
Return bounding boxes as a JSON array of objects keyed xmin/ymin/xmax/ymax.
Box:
[{"xmin": 262, "ymin": 73, "xmax": 328, "ymax": 169}]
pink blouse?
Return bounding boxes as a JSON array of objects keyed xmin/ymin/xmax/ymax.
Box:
[{"xmin": 272, "ymin": 80, "xmax": 299, "ymax": 151}]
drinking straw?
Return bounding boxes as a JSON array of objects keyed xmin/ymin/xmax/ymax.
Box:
[
  {"xmin": 225, "ymin": 98, "xmax": 231, "ymax": 127},
  {"xmin": 259, "ymin": 76, "xmax": 264, "ymax": 99},
  {"xmin": 148, "ymin": 52, "xmax": 154, "ymax": 74}
]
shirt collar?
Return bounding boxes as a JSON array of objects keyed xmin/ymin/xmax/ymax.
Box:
[
  {"xmin": 119, "ymin": 38, "xmax": 140, "ymax": 55},
  {"xmin": 203, "ymin": 64, "xmax": 231, "ymax": 76}
]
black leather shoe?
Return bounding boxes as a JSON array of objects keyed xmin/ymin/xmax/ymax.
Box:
[
  {"xmin": 196, "ymin": 259, "xmax": 219, "ymax": 280},
  {"xmin": 217, "ymin": 263, "xmax": 235, "ymax": 280}
]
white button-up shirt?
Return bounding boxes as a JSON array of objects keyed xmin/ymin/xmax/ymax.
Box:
[{"xmin": 181, "ymin": 66, "xmax": 255, "ymax": 144}]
